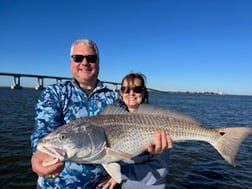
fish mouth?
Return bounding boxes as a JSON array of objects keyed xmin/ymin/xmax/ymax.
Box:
[{"xmin": 37, "ymin": 144, "xmax": 67, "ymax": 166}]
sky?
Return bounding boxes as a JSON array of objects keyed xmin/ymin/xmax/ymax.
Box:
[{"xmin": 0, "ymin": 0, "xmax": 252, "ymax": 95}]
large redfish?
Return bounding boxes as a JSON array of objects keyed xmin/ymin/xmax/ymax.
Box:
[{"xmin": 37, "ymin": 104, "xmax": 252, "ymax": 183}]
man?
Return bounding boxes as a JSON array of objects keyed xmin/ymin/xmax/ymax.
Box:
[{"xmin": 31, "ymin": 39, "xmax": 172, "ymax": 189}]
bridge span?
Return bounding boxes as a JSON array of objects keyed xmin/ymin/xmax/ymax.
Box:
[{"xmin": 0, "ymin": 72, "xmax": 121, "ymax": 90}]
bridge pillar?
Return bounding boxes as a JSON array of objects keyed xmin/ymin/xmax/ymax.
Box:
[
  {"xmin": 113, "ymin": 84, "xmax": 119, "ymax": 91},
  {"xmin": 35, "ymin": 77, "xmax": 44, "ymax": 90},
  {"xmin": 11, "ymin": 76, "xmax": 22, "ymax": 89},
  {"xmin": 56, "ymin": 78, "xmax": 62, "ymax": 83}
]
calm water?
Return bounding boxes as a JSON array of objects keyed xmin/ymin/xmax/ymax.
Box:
[{"xmin": 0, "ymin": 88, "xmax": 252, "ymax": 189}]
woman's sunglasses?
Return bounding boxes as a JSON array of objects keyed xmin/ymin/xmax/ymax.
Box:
[
  {"xmin": 71, "ymin": 55, "xmax": 97, "ymax": 63},
  {"xmin": 121, "ymin": 86, "xmax": 144, "ymax": 93}
]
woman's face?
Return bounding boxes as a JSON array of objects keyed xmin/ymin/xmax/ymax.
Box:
[{"xmin": 120, "ymin": 78, "xmax": 145, "ymax": 112}]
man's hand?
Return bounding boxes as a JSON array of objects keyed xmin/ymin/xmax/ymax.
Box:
[
  {"xmin": 31, "ymin": 150, "xmax": 64, "ymax": 178},
  {"xmin": 96, "ymin": 174, "xmax": 118, "ymax": 189},
  {"xmin": 145, "ymin": 130, "xmax": 173, "ymax": 153}
]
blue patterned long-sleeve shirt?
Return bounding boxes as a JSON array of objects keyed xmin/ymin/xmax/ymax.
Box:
[{"xmin": 31, "ymin": 79, "xmax": 122, "ymax": 189}]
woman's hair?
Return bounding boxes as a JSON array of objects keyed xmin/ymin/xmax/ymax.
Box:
[{"xmin": 121, "ymin": 72, "xmax": 149, "ymax": 104}]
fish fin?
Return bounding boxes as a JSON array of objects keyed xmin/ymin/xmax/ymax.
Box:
[
  {"xmin": 102, "ymin": 104, "xmax": 200, "ymax": 125},
  {"xmin": 102, "ymin": 163, "xmax": 122, "ymax": 183},
  {"xmin": 42, "ymin": 158, "xmax": 59, "ymax": 167},
  {"xmin": 106, "ymin": 147, "xmax": 132, "ymax": 160},
  {"xmin": 102, "ymin": 105, "xmax": 129, "ymax": 115},
  {"xmin": 135, "ymin": 104, "xmax": 201, "ymax": 124},
  {"xmin": 211, "ymin": 127, "xmax": 252, "ymax": 166}
]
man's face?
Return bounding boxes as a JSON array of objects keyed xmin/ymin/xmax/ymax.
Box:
[{"xmin": 70, "ymin": 43, "xmax": 99, "ymax": 87}]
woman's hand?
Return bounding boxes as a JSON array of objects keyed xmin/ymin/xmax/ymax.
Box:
[
  {"xmin": 145, "ymin": 130, "xmax": 173, "ymax": 153},
  {"xmin": 31, "ymin": 150, "xmax": 64, "ymax": 178}
]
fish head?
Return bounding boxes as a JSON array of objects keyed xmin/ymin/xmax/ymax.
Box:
[{"xmin": 37, "ymin": 122, "xmax": 108, "ymax": 165}]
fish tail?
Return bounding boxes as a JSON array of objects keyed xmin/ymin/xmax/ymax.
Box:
[{"xmin": 211, "ymin": 127, "xmax": 252, "ymax": 166}]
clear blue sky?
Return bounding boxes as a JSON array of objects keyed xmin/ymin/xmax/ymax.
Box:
[{"xmin": 1, "ymin": 0, "xmax": 251, "ymax": 95}]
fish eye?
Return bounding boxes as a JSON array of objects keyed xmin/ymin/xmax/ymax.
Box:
[{"xmin": 59, "ymin": 133, "xmax": 67, "ymax": 140}]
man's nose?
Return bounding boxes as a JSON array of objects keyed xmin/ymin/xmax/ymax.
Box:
[{"xmin": 80, "ymin": 57, "xmax": 89, "ymax": 65}]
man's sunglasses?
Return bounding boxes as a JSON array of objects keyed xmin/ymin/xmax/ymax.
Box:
[
  {"xmin": 71, "ymin": 55, "xmax": 97, "ymax": 63},
  {"xmin": 121, "ymin": 86, "xmax": 144, "ymax": 93}
]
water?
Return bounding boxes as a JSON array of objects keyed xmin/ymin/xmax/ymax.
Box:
[{"xmin": 0, "ymin": 88, "xmax": 252, "ymax": 189}]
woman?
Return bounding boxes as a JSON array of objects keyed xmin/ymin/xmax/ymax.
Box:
[
  {"xmin": 119, "ymin": 73, "xmax": 172, "ymax": 189},
  {"xmin": 99, "ymin": 73, "xmax": 172, "ymax": 189},
  {"xmin": 120, "ymin": 73, "xmax": 148, "ymax": 112}
]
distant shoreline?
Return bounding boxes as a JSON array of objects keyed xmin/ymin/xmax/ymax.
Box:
[{"xmin": 1, "ymin": 86, "xmax": 250, "ymax": 97}]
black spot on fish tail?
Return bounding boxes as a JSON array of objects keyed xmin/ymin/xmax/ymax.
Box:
[
  {"xmin": 219, "ymin": 131, "xmax": 225, "ymax": 136},
  {"xmin": 211, "ymin": 127, "xmax": 252, "ymax": 166}
]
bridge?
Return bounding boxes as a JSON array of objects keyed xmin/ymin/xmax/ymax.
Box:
[{"xmin": 0, "ymin": 72, "xmax": 121, "ymax": 90}]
